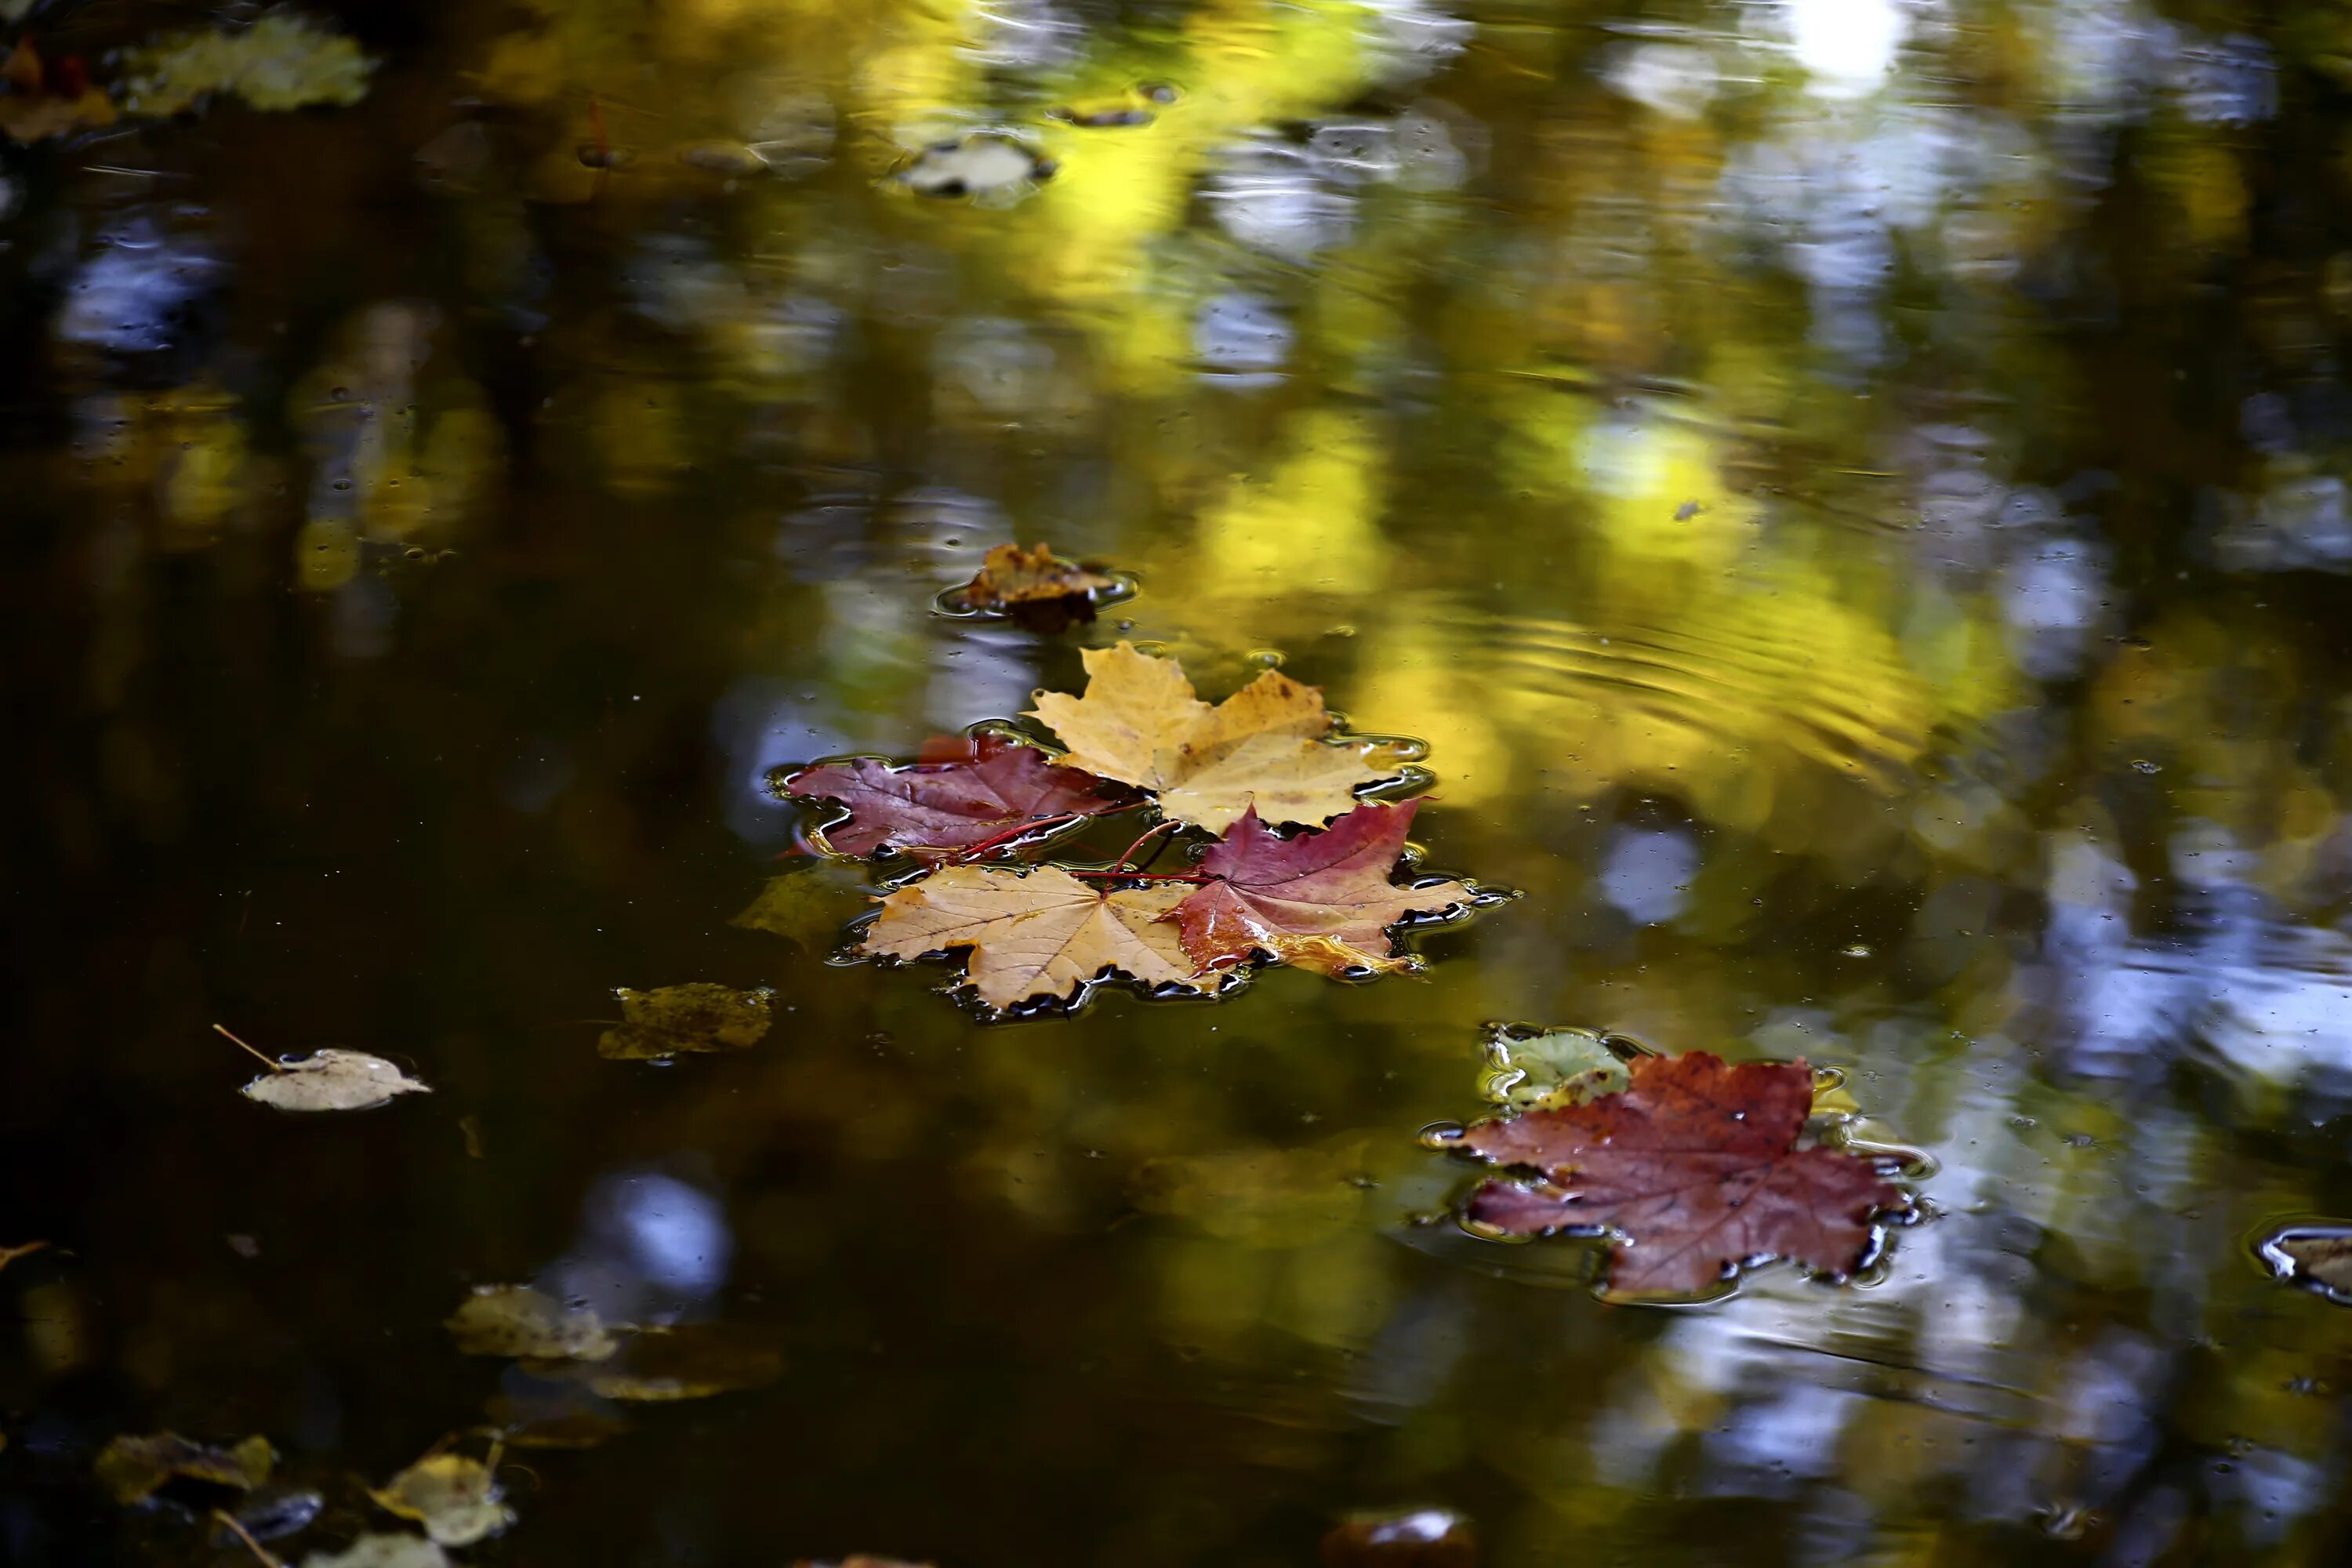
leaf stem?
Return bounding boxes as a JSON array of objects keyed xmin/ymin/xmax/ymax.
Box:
[
  {"xmin": 212, "ymin": 1024, "xmax": 285, "ymax": 1073},
  {"xmin": 1106, "ymin": 818, "xmax": 1179, "ymax": 873},
  {"xmin": 1068, "ymin": 869, "xmax": 1207, "ymax": 883},
  {"xmin": 211, "ymin": 1509, "xmax": 283, "ymax": 1568},
  {"xmin": 948, "ymin": 811, "xmax": 1086, "ymax": 863}
]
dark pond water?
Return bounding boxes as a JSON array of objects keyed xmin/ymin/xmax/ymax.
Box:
[{"xmin": 10, "ymin": 0, "xmax": 2352, "ymax": 1563}]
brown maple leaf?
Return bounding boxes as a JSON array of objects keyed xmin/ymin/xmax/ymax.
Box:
[
  {"xmin": 784, "ymin": 735, "xmax": 1133, "ymax": 857},
  {"xmin": 1027, "ymin": 642, "xmax": 1408, "ymax": 833},
  {"xmin": 1167, "ymin": 800, "xmax": 1471, "ymax": 976},
  {"xmin": 1457, "ymin": 1052, "xmax": 1907, "ymax": 1300},
  {"xmin": 952, "ymin": 543, "xmax": 1118, "ymax": 630},
  {"xmin": 861, "ymin": 864, "xmax": 1212, "ymax": 1010}
]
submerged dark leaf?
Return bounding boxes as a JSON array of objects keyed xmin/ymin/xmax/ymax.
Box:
[
  {"xmin": 598, "ymin": 984, "xmax": 773, "ymax": 1059},
  {"xmin": 732, "ymin": 860, "xmax": 869, "ymax": 946}
]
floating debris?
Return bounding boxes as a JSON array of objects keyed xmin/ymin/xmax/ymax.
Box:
[
  {"xmin": 2262, "ymin": 1225, "xmax": 2352, "ymax": 1301},
  {"xmin": 1478, "ymin": 1024, "xmax": 1632, "ymax": 1109},
  {"xmin": 892, "ymin": 132, "xmax": 1054, "ymax": 202},
  {"xmin": 221, "ymin": 1025, "xmax": 431, "ymax": 1112},
  {"xmin": 946, "ymin": 541, "xmax": 1122, "ymax": 630}
]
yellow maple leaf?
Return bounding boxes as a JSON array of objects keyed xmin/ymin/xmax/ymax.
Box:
[
  {"xmin": 861, "ymin": 865, "xmax": 1210, "ymax": 1010},
  {"xmin": 1025, "ymin": 642, "xmax": 1406, "ymax": 831}
]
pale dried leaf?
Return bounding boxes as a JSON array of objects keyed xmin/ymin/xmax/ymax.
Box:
[
  {"xmin": 862, "ymin": 865, "xmax": 1210, "ymax": 1010},
  {"xmin": 242, "ymin": 1050, "xmax": 430, "ymax": 1112},
  {"xmin": 302, "ymin": 1533, "xmax": 452, "ymax": 1568},
  {"xmin": 368, "ymin": 1454, "xmax": 513, "ymax": 1548},
  {"xmin": 2281, "ymin": 1232, "xmax": 2352, "ymax": 1294}
]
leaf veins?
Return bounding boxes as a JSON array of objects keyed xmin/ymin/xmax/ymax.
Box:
[
  {"xmin": 785, "ymin": 734, "xmax": 1132, "ymax": 857},
  {"xmin": 1027, "ymin": 641, "xmax": 1408, "ymax": 833},
  {"xmin": 861, "ymin": 864, "xmax": 1211, "ymax": 1011},
  {"xmin": 1167, "ymin": 800, "xmax": 1471, "ymax": 976},
  {"xmin": 1456, "ymin": 1052, "xmax": 1908, "ymax": 1300}
]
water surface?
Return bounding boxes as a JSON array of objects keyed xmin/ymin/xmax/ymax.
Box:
[{"xmin": 9, "ymin": 0, "xmax": 2352, "ymax": 1562}]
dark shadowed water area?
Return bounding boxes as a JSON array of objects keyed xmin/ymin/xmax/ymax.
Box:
[{"xmin": 10, "ymin": 0, "xmax": 2352, "ymax": 1563}]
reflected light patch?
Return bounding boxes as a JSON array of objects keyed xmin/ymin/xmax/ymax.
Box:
[{"xmin": 1786, "ymin": 0, "xmax": 1904, "ymax": 96}]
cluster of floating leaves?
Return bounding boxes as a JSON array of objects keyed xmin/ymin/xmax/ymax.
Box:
[
  {"xmin": 0, "ymin": 10, "xmax": 372, "ymax": 144},
  {"xmin": 768, "ymin": 622, "xmax": 1490, "ymax": 1014}
]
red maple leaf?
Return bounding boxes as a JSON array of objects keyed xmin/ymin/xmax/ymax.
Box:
[
  {"xmin": 1457, "ymin": 1052, "xmax": 1907, "ymax": 1300},
  {"xmin": 1163, "ymin": 800, "xmax": 1472, "ymax": 976},
  {"xmin": 784, "ymin": 735, "xmax": 1133, "ymax": 857}
]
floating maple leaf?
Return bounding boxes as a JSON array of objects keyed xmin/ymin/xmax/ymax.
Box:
[
  {"xmin": 862, "ymin": 864, "xmax": 1210, "ymax": 1010},
  {"xmin": 369, "ymin": 1447, "xmax": 513, "ymax": 1548},
  {"xmin": 950, "ymin": 542, "xmax": 1120, "ymax": 630},
  {"xmin": 1167, "ymin": 800, "xmax": 1471, "ymax": 976},
  {"xmin": 1028, "ymin": 642, "xmax": 1408, "ymax": 833},
  {"xmin": 785, "ymin": 735, "xmax": 1131, "ymax": 857},
  {"xmin": 1456, "ymin": 1052, "xmax": 1908, "ymax": 1300}
]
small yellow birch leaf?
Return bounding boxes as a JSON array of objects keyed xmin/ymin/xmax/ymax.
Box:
[
  {"xmin": 1027, "ymin": 643, "xmax": 1405, "ymax": 831},
  {"xmin": 444, "ymin": 1285, "xmax": 617, "ymax": 1362},
  {"xmin": 527, "ymin": 1323, "xmax": 781, "ymax": 1403},
  {"xmin": 368, "ymin": 1454, "xmax": 513, "ymax": 1548},
  {"xmin": 861, "ymin": 865, "xmax": 1210, "ymax": 1010},
  {"xmin": 96, "ymin": 1432, "xmax": 273, "ymax": 1504}
]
